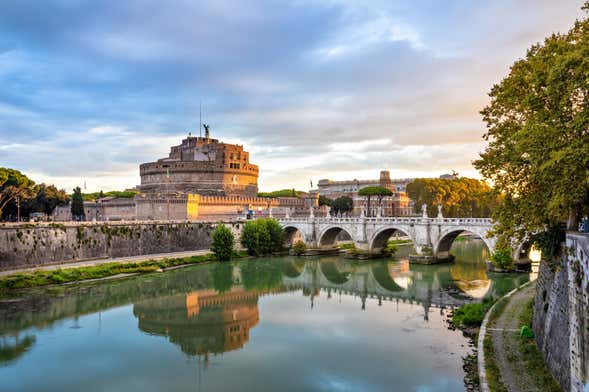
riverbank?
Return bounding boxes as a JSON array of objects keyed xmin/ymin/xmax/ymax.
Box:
[
  {"xmin": 0, "ymin": 250, "xmax": 246, "ymax": 296},
  {"xmin": 481, "ymin": 281, "xmax": 561, "ymax": 392}
]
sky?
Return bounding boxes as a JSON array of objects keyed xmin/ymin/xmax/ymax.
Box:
[{"xmin": 0, "ymin": 0, "xmax": 585, "ymax": 193}]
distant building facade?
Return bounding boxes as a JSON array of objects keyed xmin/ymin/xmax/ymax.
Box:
[{"xmin": 313, "ymin": 170, "xmax": 414, "ymax": 216}]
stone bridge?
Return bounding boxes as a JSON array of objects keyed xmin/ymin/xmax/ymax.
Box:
[{"xmin": 279, "ymin": 215, "xmax": 499, "ymax": 260}]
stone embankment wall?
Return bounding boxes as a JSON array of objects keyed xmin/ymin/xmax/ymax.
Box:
[
  {"xmin": 0, "ymin": 221, "xmax": 244, "ymax": 271},
  {"xmin": 533, "ymin": 233, "xmax": 589, "ymax": 392}
]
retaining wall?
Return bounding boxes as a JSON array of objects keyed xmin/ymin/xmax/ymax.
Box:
[
  {"xmin": 0, "ymin": 221, "xmax": 244, "ymax": 271},
  {"xmin": 533, "ymin": 232, "xmax": 589, "ymax": 392}
]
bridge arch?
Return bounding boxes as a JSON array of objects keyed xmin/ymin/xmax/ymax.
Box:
[
  {"xmin": 369, "ymin": 226, "xmax": 415, "ymax": 253},
  {"xmin": 283, "ymin": 225, "xmax": 306, "ymax": 247},
  {"xmin": 318, "ymin": 226, "xmax": 354, "ymax": 247},
  {"xmin": 434, "ymin": 228, "xmax": 493, "ymax": 260}
]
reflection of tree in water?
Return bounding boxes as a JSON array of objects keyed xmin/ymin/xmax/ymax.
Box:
[
  {"xmin": 370, "ymin": 262, "xmax": 405, "ymax": 292},
  {"xmin": 133, "ymin": 288, "xmax": 259, "ymax": 358},
  {"xmin": 0, "ymin": 334, "xmax": 36, "ymax": 366},
  {"xmin": 240, "ymin": 259, "xmax": 283, "ymax": 291},
  {"xmin": 281, "ymin": 259, "xmax": 305, "ymax": 278},
  {"xmin": 320, "ymin": 260, "xmax": 351, "ymax": 285},
  {"xmin": 212, "ymin": 263, "xmax": 234, "ymax": 293}
]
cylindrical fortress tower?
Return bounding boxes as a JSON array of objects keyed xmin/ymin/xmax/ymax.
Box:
[{"xmin": 139, "ymin": 132, "xmax": 259, "ymax": 197}]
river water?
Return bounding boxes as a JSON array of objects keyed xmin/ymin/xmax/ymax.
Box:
[{"xmin": 0, "ymin": 239, "xmax": 529, "ymax": 392}]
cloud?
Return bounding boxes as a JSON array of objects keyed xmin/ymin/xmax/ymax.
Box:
[{"xmin": 0, "ymin": 0, "xmax": 585, "ymax": 192}]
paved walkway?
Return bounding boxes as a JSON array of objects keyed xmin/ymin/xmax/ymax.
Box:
[
  {"xmin": 486, "ymin": 282, "xmax": 560, "ymax": 392},
  {"xmin": 0, "ymin": 249, "xmax": 212, "ymax": 277}
]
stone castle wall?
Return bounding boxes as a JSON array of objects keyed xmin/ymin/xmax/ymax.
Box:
[
  {"xmin": 533, "ymin": 232, "xmax": 589, "ymax": 392},
  {"xmin": 0, "ymin": 221, "xmax": 244, "ymax": 271}
]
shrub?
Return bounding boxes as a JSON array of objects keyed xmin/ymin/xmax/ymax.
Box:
[
  {"xmin": 211, "ymin": 224, "xmax": 234, "ymax": 261},
  {"xmin": 520, "ymin": 325, "xmax": 534, "ymax": 339},
  {"xmin": 452, "ymin": 302, "xmax": 489, "ymax": 327},
  {"xmin": 383, "ymin": 241, "xmax": 398, "ymax": 257},
  {"xmin": 240, "ymin": 219, "xmax": 271, "ymax": 256},
  {"xmin": 491, "ymin": 247, "xmax": 514, "ymax": 270},
  {"xmin": 292, "ymin": 240, "xmax": 307, "ymax": 255},
  {"xmin": 265, "ymin": 218, "xmax": 285, "ymax": 253}
]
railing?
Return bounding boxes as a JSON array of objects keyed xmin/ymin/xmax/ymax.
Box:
[{"xmin": 278, "ymin": 216, "xmax": 493, "ymax": 225}]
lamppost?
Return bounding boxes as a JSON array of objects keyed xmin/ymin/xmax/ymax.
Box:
[{"xmin": 16, "ymin": 195, "xmax": 20, "ymax": 222}]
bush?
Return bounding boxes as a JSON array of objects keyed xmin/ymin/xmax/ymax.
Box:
[
  {"xmin": 292, "ymin": 240, "xmax": 307, "ymax": 255},
  {"xmin": 383, "ymin": 242, "xmax": 398, "ymax": 257},
  {"xmin": 453, "ymin": 302, "xmax": 490, "ymax": 327},
  {"xmin": 240, "ymin": 218, "xmax": 284, "ymax": 256},
  {"xmin": 211, "ymin": 224, "xmax": 234, "ymax": 261},
  {"xmin": 520, "ymin": 325, "xmax": 534, "ymax": 339},
  {"xmin": 491, "ymin": 247, "xmax": 514, "ymax": 270},
  {"xmin": 265, "ymin": 218, "xmax": 285, "ymax": 253}
]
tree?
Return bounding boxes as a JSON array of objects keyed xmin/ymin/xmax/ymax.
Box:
[
  {"xmin": 0, "ymin": 168, "xmax": 35, "ymax": 220},
  {"xmin": 34, "ymin": 184, "xmax": 69, "ymax": 216},
  {"xmin": 318, "ymin": 195, "xmax": 332, "ymax": 207},
  {"xmin": 358, "ymin": 186, "xmax": 393, "ymax": 217},
  {"xmin": 71, "ymin": 187, "xmax": 85, "ymax": 221},
  {"xmin": 211, "ymin": 224, "xmax": 235, "ymax": 261},
  {"xmin": 240, "ymin": 218, "xmax": 285, "ymax": 256},
  {"xmin": 265, "ymin": 218, "xmax": 285, "ymax": 252},
  {"xmin": 474, "ymin": 3, "xmax": 589, "ymax": 250},
  {"xmin": 406, "ymin": 178, "xmax": 498, "ymax": 218},
  {"xmin": 331, "ymin": 196, "xmax": 354, "ymax": 216}
]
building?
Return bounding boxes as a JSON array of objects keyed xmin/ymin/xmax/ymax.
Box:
[
  {"xmin": 53, "ymin": 128, "xmax": 321, "ymax": 222},
  {"xmin": 312, "ymin": 170, "xmax": 414, "ymax": 216},
  {"xmin": 139, "ymin": 127, "xmax": 259, "ymax": 197}
]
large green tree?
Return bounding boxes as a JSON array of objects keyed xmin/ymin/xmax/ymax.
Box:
[
  {"xmin": 0, "ymin": 168, "xmax": 35, "ymax": 220},
  {"xmin": 331, "ymin": 196, "xmax": 354, "ymax": 216},
  {"xmin": 406, "ymin": 178, "xmax": 498, "ymax": 218},
  {"xmin": 474, "ymin": 3, "xmax": 589, "ymax": 247}
]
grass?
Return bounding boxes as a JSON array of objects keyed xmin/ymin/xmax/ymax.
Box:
[
  {"xmin": 387, "ymin": 238, "xmax": 413, "ymax": 245},
  {"xmin": 483, "ymin": 333, "xmax": 509, "ymax": 392},
  {"xmin": 0, "ymin": 250, "xmax": 248, "ymax": 295},
  {"xmin": 516, "ymin": 299, "xmax": 561, "ymax": 392}
]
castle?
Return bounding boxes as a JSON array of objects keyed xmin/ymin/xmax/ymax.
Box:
[
  {"xmin": 138, "ymin": 127, "xmax": 259, "ymax": 197},
  {"xmin": 54, "ymin": 126, "xmax": 319, "ymax": 221}
]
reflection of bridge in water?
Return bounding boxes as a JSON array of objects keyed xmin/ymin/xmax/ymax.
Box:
[{"xmin": 279, "ymin": 258, "xmax": 524, "ymax": 317}]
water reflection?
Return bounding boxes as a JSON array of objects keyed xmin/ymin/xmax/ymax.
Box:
[{"xmin": 0, "ymin": 240, "xmax": 532, "ymax": 391}]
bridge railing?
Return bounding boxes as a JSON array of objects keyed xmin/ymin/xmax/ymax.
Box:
[{"xmin": 278, "ymin": 216, "xmax": 493, "ymax": 225}]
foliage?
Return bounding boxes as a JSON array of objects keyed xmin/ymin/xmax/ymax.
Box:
[
  {"xmin": 452, "ymin": 301, "xmax": 492, "ymax": 327},
  {"xmin": 330, "ymin": 196, "xmax": 354, "ymax": 216},
  {"xmin": 240, "ymin": 259, "xmax": 283, "ymax": 291},
  {"xmin": 265, "ymin": 218, "xmax": 285, "ymax": 253},
  {"xmin": 82, "ymin": 190, "xmax": 139, "ymax": 201},
  {"xmin": 25, "ymin": 184, "xmax": 69, "ymax": 216},
  {"xmin": 358, "ymin": 186, "xmax": 393, "ymax": 216},
  {"xmin": 0, "ymin": 167, "xmax": 35, "ymax": 220},
  {"xmin": 240, "ymin": 218, "xmax": 284, "ymax": 256},
  {"xmin": 520, "ymin": 325, "xmax": 534, "ymax": 339},
  {"xmin": 212, "ymin": 262, "xmax": 234, "ymax": 293},
  {"xmin": 292, "ymin": 240, "xmax": 307, "ymax": 255},
  {"xmin": 211, "ymin": 224, "xmax": 234, "ymax": 261},
  {"xmin": 318, "ymin": 195, "xmax": 333, "ymax": 206},
  {"xmin": 382, "ymin": 242, "xmax": 398, "ymax": 257},
  {"xmin": 258, "ymin": 189, "xmax": 304, "ymax": 198},
  {"xmin": 474, "ymin": 3, "xmax": 589, "ymax": 245},
  {"xmin": 406, "ymin": 177, "xmax": 498, "ymax": 218},
  {"xmin": 71, "ymin": 187, "xmax": 85, "ymax": 221},
  {"xmin": 490, "ymin": 247, "xmax": 514, "ymax": 270}
]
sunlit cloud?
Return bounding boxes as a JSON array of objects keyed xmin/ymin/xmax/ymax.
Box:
[{"xmin": 0, "ymin": 0, "xmax": 584, "ymax": 192}]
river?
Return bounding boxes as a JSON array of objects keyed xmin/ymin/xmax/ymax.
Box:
[{"xmin": 0, "ymin": 239, "xmax": 529, "ymax": 391}]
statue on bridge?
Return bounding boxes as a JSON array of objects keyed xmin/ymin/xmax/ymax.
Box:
[
  {"xmin": 421, "ymin": 204, "xmax": 428, "ymax": 219},
  {"xmin": 437, "ymin": 205, "xmax": 443, "ymax": 219}
]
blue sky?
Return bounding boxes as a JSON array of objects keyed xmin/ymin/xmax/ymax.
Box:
[{"xmin": 0, "ymin": 0, "xmax": 584, "ymax": 192}]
